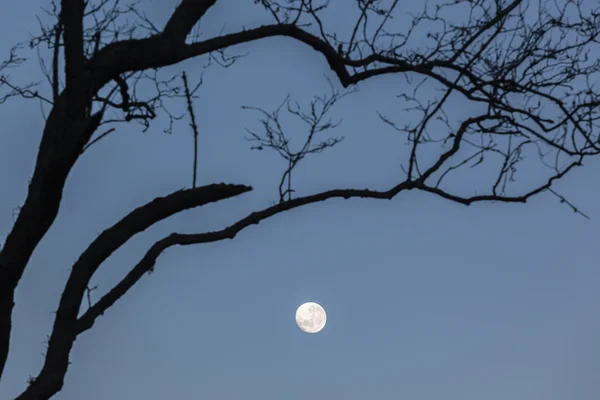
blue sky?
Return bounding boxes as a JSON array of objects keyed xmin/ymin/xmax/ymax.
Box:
[{"xmin": 1, "ymin": 1, "xmax": 599, "ymax": 399}]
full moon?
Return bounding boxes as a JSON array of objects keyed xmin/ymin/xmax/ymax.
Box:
[{"xmin": 295, "ymin": 302, "xmax": 327, "ymax": 333}]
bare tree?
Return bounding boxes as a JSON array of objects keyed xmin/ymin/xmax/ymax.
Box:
[{"xmin": 0, "ymin": 0, "xmax": 599, "ymax": 398}]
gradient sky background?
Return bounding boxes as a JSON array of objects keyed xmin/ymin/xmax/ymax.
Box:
[{"xmin": 1, "ymin": 1, "xmax": 600, "ymax": 399}]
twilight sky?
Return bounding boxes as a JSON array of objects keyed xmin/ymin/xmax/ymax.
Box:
[{"xmin": 1, "ymin": 1, "xmax": 599, "ymax": 399}]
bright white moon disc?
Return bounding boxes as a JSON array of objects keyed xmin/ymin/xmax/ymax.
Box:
[{"xmin": 295, "ymin": 302, "xmax": 326, "ymax": 333}]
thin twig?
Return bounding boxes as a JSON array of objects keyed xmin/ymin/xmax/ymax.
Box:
[
  {"xmin": 85, "ymin": 285, "xmax": 98, "ymax": 309},
  {"xmin": 182, "ymin": 71, "xmax": 199, "ymax": 188},
  {"xmin": 81, "ymin": 128, "xmax": 116, "ymax": 153},
  {"xmin": 547, "ymin": 188, "xmax": 591, "ymax": 220}
]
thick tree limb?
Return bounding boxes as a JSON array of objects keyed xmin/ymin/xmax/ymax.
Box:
[
  {"xmin": 0, "ymin": 0, "xmax": 95, "ymax": 378},
  {"xmin": 17, "ymin": 183, "xmax": 251, "ymax": 399},
  {"xmin": 62, "ymin": 0, "xmax": 86, "ymax": 122},
  {"xmin": 89, "ymin": 23, "xmax": 415, "ymax": 92},
  {"xmin": 162, "ymin": 0, "xmax": 218, "ymax": 44}
]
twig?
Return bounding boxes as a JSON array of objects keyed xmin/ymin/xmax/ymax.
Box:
[
  {"xmin": 182, "ymin": 71, "xmax": 200, "ymax": 188},
  {"xmin": 81, "ymin": 127, "xmax": 116, "ymax": 153},
  {"xmin": 547, "ymin": 188, "xmax": 591, "ymax": 220},
  {"xmin": 85, "ymin": 285, "xmax": 98, "ymax": 309}
]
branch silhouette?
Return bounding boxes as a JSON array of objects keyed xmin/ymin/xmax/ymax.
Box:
[{"xmin": 0, "ymin": 0, "xmax": 598, "ymax": 398}]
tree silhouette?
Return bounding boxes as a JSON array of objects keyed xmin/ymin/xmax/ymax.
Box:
[{"xmin": 0, "ymin": 0, "xmax": 599, "ymax": 398}]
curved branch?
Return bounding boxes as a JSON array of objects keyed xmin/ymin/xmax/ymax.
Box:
[
  {"xmin": 17, "ymin": 183, "xmax": 252, "ymax": 400},
  {"xmin": 162, "ymin": 0, "xmax": 218, "ymax": 44},
  {"xmin": 89, "ymin": 22, "xmax": 425, "ymax": 94},
  {"xmin": 75, "ymin": 181, "xmax": 415, "ymax": 336},
  {"xmin": 416, "ymin": 157, "xmax": 581, "ymax": 205}
]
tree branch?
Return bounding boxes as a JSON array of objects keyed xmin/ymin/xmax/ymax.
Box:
[
  {"xmin": 88, "ymin": 23, "xmax": 416, "ymax": 94},
  {"xmin": 17, "ymin": 183, "xmax": 252, "ymax": 399},
  {"xmin": 162, "ymin": 0, "xmax": 218, "ymax": 44},
  {"xmin": 75, "ymin": 181, "xmax": 416, "ymax": 336},
  {"xmin": 182, "ymin": 71, "xmax": 201, "ymax": 188},
  {"xmin": 62, "ymin": 0, "xmax": 86, "ymax": 121}
]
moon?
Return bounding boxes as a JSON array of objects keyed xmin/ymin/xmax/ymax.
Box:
[{"xmin": 295, "ymin": 302, "xmax": 327, "ymax": 333}]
